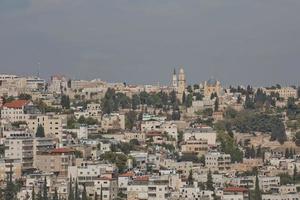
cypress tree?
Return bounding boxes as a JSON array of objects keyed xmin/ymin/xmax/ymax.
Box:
[
  {"xmin": 43, "ymin": 177, "xmax": 48, "ymax": 200},
  {"xmin": 99, "ymin": 185, "xmax": 102, "ymax": 200},
  {"xmin": 254, "ymin": 175, "xmax": 262, "ymax": 200},
  {"xmin": 53, "ymin": 188, "xmax": 58, "ymax": 200},
  {"xmin": 4, "ymin": 163, "xmax": 16, "ymax": 200},
  {"xmin": 187, "ymin": 169, "xmax": 193, "ymax": 186},
  {"xmin": 293, "ymin": 165, "xmax": 298, "ymax": 183},
  {"xmin": 206, "ymin": 169, "xmax": 214, "ymax": 191},
  {"xmin": 250, "ymin": 145, "xmax": 256, "ymax": 158},
  {"xmin": 214, "ymin": 97, "xmax": 219, "ymax": 112},
  {"xmin": 32, "ymin": 187, "xmax": 35, "ymax": 200},
  {"xmin": 289, "ymin": 148, "xmax": 294, "ymax": 159},
  {"xmin": 37, "ymin": 186, "xmax": 43, "ymax": 200},
  {"xmin": 285, "ymin": 148, "xmax": 289, "ymax": 158},
  {"xmin": 182, "ymin": 91, "xmax": 186, "ymax": 105},
  {"xmin": 81, "ymin": 184, "xmax": 87, "ymax": 200},
  {"xmin": 74, "ymin": 179, "xmax": 79, "ymax": 200},
  {"xmin": 36, "ymin": 124, "xmax": 45, "ymax": 137},
  {"xmin": 68, "ymin": 177, "xmax": 74, "ymax": 200}
]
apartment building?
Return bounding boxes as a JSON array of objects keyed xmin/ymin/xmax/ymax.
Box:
[
  {"xmin": 4, "ymin": 137, "xmax": 34, "ymax": 171},
  {"xmin": 184, "ymin": 128, "xmax": 217, "ymax": 146},
  {"xmin": 181, "ymin": 136, "xmax": 208, "ymax": 156},
  {"xmin": 179, "ymin": 187, "xmax": 214, "ymax": 200},
  {"xmin": 118, "ymin": 171, "xmax": 134, "ymax": 194},
  {"xmin": 148, "ymin": 176, "xmax": 170, "ymax": 200},
  {"xmin": 35, "ymin": 148, "xmax": 75, "ymax": 176},
  {"xmin": 0, "ymin": 159, "xmax": 22, "ymax": 182},
  {"xmin": 222, "ymin": 187, "xmax": 249, "ymax": 200},
  {"xmin": 264, "ymin": 87, "xmax": 297, "ymax": 100},
  {"xmin": 68, "ymin": 162, "xmax": 115, "ymax": 185},
  {"xmin": 1, "ymin": 100, "xmax": 32, "ymax": 122},
  {"xmin": 74, "ymin": 103, "xmax": 102, "ymax": 120},
  {"xmin": 127, "ymin": 176, "xmax": 149, "ymax": 200},
  {"xmin": 124, "ymin": 131, "xmax": 146, "ymax": 143},
  {"xmin": 101, "ymin": 113, "xmax": 125, "ymax": 132},
  {"xmin": 205, "ymin": 152, "xmax": 231, "ymax": 172},
  {"xmin": 259, "ymin": 176, "xmax": 281, "ymax": 192},
  {"xmin": 262, "ymin": 193, "xmax": 299, "ymax": 200},
  {"xmin": 27, "ymin": 114, "xmax": 65, "ymax": 141},
  {"xmin": 95, "ymin": 177, "xmax": 118, "ymax": 200}
]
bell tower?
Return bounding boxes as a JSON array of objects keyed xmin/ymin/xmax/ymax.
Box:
[
  {"xmin": 177, "ymin": 67, "xmax": 186, "ymax": 101},
  {"xmin": 172, "ymin": 68, "xmax": 178, "ymax": 88}
]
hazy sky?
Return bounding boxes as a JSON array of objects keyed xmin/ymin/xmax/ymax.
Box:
[{"xmin": 0, "ymin": 0, "xmax": 300, "ymax": 86}]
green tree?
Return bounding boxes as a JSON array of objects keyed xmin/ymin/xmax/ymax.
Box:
[
  {"xmin": 206, "ymin": 170, "xmax": 214, "ymax": 191},
  {"xmin": 131, "ymin": 94, "xmax": 140, "ymax": 110},
  {"xmin": 81, "ymin": 184, "xmax": 87, "ymax": 200},
  {"xmin": 4, "ymin": 96, "xmax": 15, "ymax": 103},
  {"xmin": 187, "ymin": 169, "xmax": 194, "ymax": 186},
  {"xmin": 279, "ymin": 173, "xmax": 293, "ymax": 185},
  {"xmin": 125, "ymin": 111, "xmax": 137, "ymax": 130},
  {"xmin": 67, "ymin": 117, "xmax": 77, "ymax": 129},
  {"xmin": 270, "ymin": 120, "xmax": 287, "ymax": 144},
  {"xmin": 293, "ymin": 165, "xmax": 298, "ymax": 183},
  {"xmin": 244, "ymin": 93, "xmax": 254, "ymax": 109},
  {"xmin": 193, "ymin": 84, "xmax": 200, "ymax": 90},
  {"xmin": 182, "ymin": 91, "xmax": 186, "ymax": 105},
  {"xmin": 185, "ymin": 94, "xmax": 193, "ymax": 108},
  {"xmin": 4, "ymin": 162, "xmax": 16, "ymax": 200},
  {"xmin": 43, "ymin": 177, "xmax": 48, "ymax": 200},
  {"xmin": 101, "ymin": 88, "xmax": 116, "ymax": 114},
  {"xmin": 187, "ymin": 85, "xmax": 193, "ymax": 93},
  {"xmin": 74, "ymin": 179, "xmax": 79, "ymax": 200},
  {"xmin": 170, "ymin": 90, "xmax": 178, "ymax": 106},
  {"xmin": 19, "ymin": 93, "xmax": 32, "ymax": 100},
  {"xmin": 214, "ymin": 97, "xmax": 219, "ymax": 112},
  {"xmin": 61, "ymin": 95, "xmax": 70, "ymax": 109},
  {"xmin": 52, "ymin": 188, "xmax": 58, "ymax": 200},
  {"xmin": 36, "ymin": 124, "xmax": 45, "ymax": 137},
  {"xmin": 194, "ymin": 92, "xmax": 203, "ymax": 101},
  {"xmin": 99, "ymin": 185, "xmax": 103, "ymax": 200},
  {"xmin": 250, "ymin": 145, "xmax": 256, "ymax": 158},
  {"xmin": 171, "ymin": 109, "xmax": 181, "ymax": 120},
  {"xmin": 37, "ymin": 186, "xmax": 43, "ymax": 200},
  {"xmin": 237, "ymin": 95, "xmax": 242, "ymax": 104},
  {"xmin": 68, "ymin": 177, "xmax": 74, "ymax": 200},
  {"xmin": 254, "ymin": 175, "xmax": 262, "ymax": 200},
  {"xmin": 32, "ymin": 187, "xmax": 35, "ymax": 200}
]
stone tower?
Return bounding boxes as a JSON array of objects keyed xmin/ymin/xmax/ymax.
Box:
[
  {"xmin": 172, "ymin": 68, "xmax": 178, "ymax": 88},
  {"xmin": 177, "ymin": 67, "xmax": 186, "ymax": 101}
]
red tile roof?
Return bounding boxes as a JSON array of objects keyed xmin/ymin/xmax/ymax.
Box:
[
  {"xmin": 146, "ymin": 132, "xmax": 162, "ymax": 137},
  {"xmin": 224, "ymin": 187, "xmax": 248, "ymax": 193},
  {"xmin": 134, "ymin": 176, "xmax": 149, "ymax": 181},
  {"xmin": 51, "ymin": 148, "xmax": 74, "ymax": 154},
  {"xmin": 3, "ymin": 100, "xmax": 30, "ymax": 109},
  {"xmin": 119, "ymin": 171, "xmax": 135, "ymax": 177}
]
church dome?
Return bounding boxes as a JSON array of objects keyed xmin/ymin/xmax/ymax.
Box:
[{"xmin": 207, "ymin": 78, "xmax": 217, "ymax": 86}]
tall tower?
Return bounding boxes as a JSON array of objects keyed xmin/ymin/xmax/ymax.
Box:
[
  {"xmin": 178, "ymin": 67, "xmax": 186, "ymax": 101},
  {"xmin": 172, "ymin": 68, "xmax": 178, "ymax": 88}
]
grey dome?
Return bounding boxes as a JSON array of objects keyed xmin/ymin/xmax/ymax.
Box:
[{"xmin": 207, "ymin": 78, "xmax": 217, "ymax": 86}]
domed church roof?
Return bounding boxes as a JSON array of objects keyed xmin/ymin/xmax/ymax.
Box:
[{"xmin": 207, "ymin": 78, "xmax": 217, "ymax": 86}]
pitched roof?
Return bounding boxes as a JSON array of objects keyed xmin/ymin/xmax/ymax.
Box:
[
  {"xmin": 224, "ymin": 187, "xmax": 248, "ymax": 193},
  {"xmin": 134, "ymin": 176, "xmax": 149, "ymax": 181},
  {"xmin": 119, "ymin": 171, "xmax": 135, "ymax": 177},
  {"xmin": 51, "ymin": 148, "xmax": 74, "ymax": 154},
  {"xmin": 3, "ymin": 100, "xmax": 30, "ymax": 109}
]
